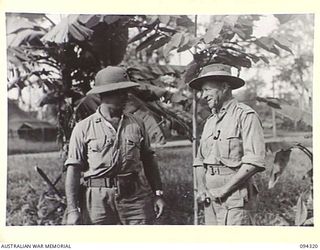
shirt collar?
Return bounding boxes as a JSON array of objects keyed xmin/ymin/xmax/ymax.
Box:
[
  {"xmin": 212, "ymin": 97, "xmax": 237, "ymax": 120},
  {"xmin": 94, "ymin": 106, "xmax": 125, "ymax": 132},
  {"xmin": 220, "ymin": 97, "xmax": 236, "ymax": 113}
]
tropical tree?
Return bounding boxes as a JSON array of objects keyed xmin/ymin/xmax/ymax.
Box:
[
  {"xmin": 7, "ymin": 14, "xmax": 298, "ymax": 142},
  {"xmin": 6, "ymin": 13, "xmax": 313, "ymax": 225}
]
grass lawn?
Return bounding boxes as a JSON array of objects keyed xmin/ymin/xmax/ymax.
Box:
[
  {"xmin": 8, "ymin": 138, "xmax": 60, "ymax": 155},
  {"xmin": 6, "ymin": 146, "xmax": 312, "ymax": 225}
]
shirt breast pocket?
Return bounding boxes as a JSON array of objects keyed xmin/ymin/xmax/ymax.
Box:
[
  {"xmin": 125, "ymin": 136, "xmax": 142, "ymax": 161},
  {"xmin": 88, "ymin": 136, "xmax": 111, "ymax": 152},
  {"xmin": 219, "ymin": 129, "xmax": 242, "ymax": 160}
]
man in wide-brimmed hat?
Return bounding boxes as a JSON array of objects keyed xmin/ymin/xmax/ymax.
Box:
[
  {"xmin": 64, "ymin": 66, "xmax": 165, "ymax": 225},
  {"xmin": 189, "ymin": 63, "xmax": 266, "ymax": 225}
]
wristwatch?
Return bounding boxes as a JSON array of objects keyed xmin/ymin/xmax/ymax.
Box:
[{"xmin": 155, "ymin": 190, "xmax": 164, "ymax": 197}]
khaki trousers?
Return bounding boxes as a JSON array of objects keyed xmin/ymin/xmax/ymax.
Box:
[
  {"xmin": 80, "ymin": 187, "xmax": 155, "ymax": 225},
  {"xmin": 204, "ymin": 168, "xmax": 257, "ymax": 225}
]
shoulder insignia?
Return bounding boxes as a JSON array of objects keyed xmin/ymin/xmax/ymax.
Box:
[
  {"xmin": 125, "ymin": 112, "xmax": 144, "ymax": 130},
  {"xmin": 236, "ymin": 102, "xmax": 256, "ymax": 114}
]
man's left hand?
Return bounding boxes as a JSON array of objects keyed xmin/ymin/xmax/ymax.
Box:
[{"xmin": 154, "ymin": 197, "xmax": 165, "ymax": 218}]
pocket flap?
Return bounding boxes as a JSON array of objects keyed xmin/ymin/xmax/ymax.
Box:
[
  {"xmin": 88, "ymin": 136, "xmax": 107, "ymax": 152},
  {"xmin": 226, "ymin": 129, "xmax": 240, "ymax": 139},
  {"xmin": 125, "ymin": 136, "xmax": 142, "ymax": 148}
]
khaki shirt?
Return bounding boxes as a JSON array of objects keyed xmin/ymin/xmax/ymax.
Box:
[
  {"xmin": 65, "ymin": 107, "xmax": 155, "ymax": 180},
  {"xmin": 194, "ymin": 98, "xmax": 266, "ymax": 169}
]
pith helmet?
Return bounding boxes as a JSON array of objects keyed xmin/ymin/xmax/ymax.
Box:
[{"xmin": 86, "ymin": 66, "xmax": 139, "ymax": 95}]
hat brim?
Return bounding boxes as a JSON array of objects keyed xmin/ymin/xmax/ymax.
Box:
[
  {"xmin": 188, "ymin": 75, "xmax": 245, "ymax": 90},
  {"xmin": 86, "ymin": 81, "xmax": 140, "ymax": 95}
]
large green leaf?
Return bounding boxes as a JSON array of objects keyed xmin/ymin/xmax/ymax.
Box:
[
  {"xmin": 8, "ymin": 29, "xmax": 45, "ymax": 47},
  {"xmin": 127, "ymin": 63, "xmax": 185, "ymax": 83},
  {"xmin": 170, "ymin": 92, "xmax": 188, "ymax": 103},
  {"xmin": 223, "ymin": 15, "xmax": 239, "ymax": 27},
  {"xmin": 147, "ymin": 36, "xmax": 171, "ymax": 52},
  {"xmin": 136, "ymin": 33, "xmax": 161, "ymax": 52},
  {"xmin": 295, "ymin": 194, "xmax": 308, "ymax": 226},
  {"xmin": 170, "ymin": 32, "xmax": 184, "ymax": 47},
  {"xmin": 142, "ymin": 101, "xmax": 192, "ymax": 139},
  {"xmin": 163, "ymin": 32, "xmax": 184, "ymax": 57},
  {"xmin": 203, "ymin": 22, "xmax": 224, "ymax": 43},
  {"xmin": 246, "ymin": 53, "xmax": 261, "ymax": 63},
  {"xmin": 254, "ymin": 37, "xmax": 280, "ymax": 55},
  {"xmin": 259, "ymin": 55, "xmax": 270, "ymax": 64},
  {"xmin": 6, "ymin": 16, "xmax": 39, "ymax": 34},
  {"xmin": 267, "ymin": 142, "xmax": 312, "ymax": 190},
  {"xmin": 274, "ymin": 14, "xmax": 295, "ymax": 24},
  {"xmin": 78, "ymin": 15, "xmax": 124, "ymax": 28},
  {"xmin": 268, "ymin": 149, "xmax": 292, "ymax": 189},
  {"xmin": 256, "ymin": 96, "xmax": 281, "ymax": 108},
  {"xmin": 176, "ymin": 15, "xmax": 195, "ymax": 31},
  {"xmin": 177, "ymin": 36, "xmax": 199, "ymax": 53},
  {"xmin": 158, "ymin": 15, "xmax": 170, "ymax": 25},
  {"xmin": 146, "ymin": 15, "xmax": 159, "ymax": 25},
  {"xmin": 273, "ymin": 35, "xmax": 294, "ymax": 54},
  {"xmin": 7, "ymin": 47, "xmax": 30, "ymax": 63},
  {"xmin": 90, "ymin": 20, "xmax": 128, "ymax": 66},
  {"xmin": 133, "ymin": 82, "xmax": 169, "ymax": 101},
  {"xmin": 233, "ymin": 27, "xmax": 246, "ymax": 39},
  {"xmin": 159, "ymin": 26, "xmax": 176, "ymax": 33},
  {"xmin": 128, "ymin": 29, "xmax": 153, "ymax": 44},
  {"xmin": 41, "ymin": 15, "xmax": 93, "ymax": 43},
  {"xmin": 183, "ymin": 60, "xmax": 200, "ymax": 83},
  {"xmin": 6, "ymin": 16, "xmax": 46, "ymax": 47},
  {"xmin": 215, "ymin": 50, "xmax": 252, "ymax": 69}
]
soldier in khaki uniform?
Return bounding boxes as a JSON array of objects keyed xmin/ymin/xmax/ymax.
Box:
[
  {"xmin": 65, "ymin": 66, "xmax": 165, "ymax": 225},
  {"xmin": 189, "ymin": 63, "xmax": 266, "ymax": 225}
]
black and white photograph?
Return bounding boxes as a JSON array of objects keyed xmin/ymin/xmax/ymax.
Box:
[{"xmin": 5, "ymin": 13, "xmax": 314, "ymax": 227}]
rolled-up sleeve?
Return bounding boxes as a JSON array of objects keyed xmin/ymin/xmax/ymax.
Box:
[
  {"xmin": 64, "ymin": 122, "xmax": 87, "ymax": 169},
  {"xmin": 139, "ymin": 117, "xmax": 162, "ymax": 191},
  {"xmin": 240, "ymin": 112, "xmax": 266, "ymax": 170},
  {"xmin": 140, "ymin": 118, "xmax": 155, "ymax": 156}
]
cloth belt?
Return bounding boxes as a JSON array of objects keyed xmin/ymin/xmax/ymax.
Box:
[
  {"xmin": 204, "ymin": 164, "xmax": 238, "ymax": 175},
  {"xmin": 85, "ymin": 177, "xmax": 117, "ymax": 188}
]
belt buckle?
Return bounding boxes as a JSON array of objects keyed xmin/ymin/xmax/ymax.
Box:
[{"xmin": 210, "ymin": 166, "xmax": 220, "ymax": 175}]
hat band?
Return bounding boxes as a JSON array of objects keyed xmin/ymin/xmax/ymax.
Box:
[{"xmin": 200, "ymin": 71, "xmax": 232, "ymax": 78}]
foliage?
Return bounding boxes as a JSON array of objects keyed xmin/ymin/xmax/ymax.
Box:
[
  {"xmin": 128, "ymin": 15, "xmax": 295, "ymax": 82},
  {"xmin": 6, "ymin": 14, "xmax": 314, "ymax": 226},
  {"xmin": 266, "ymin": 142, "xmax": 313, "ymax": 226},
  {"xmin": 256, "ymin": 97, "xmax": 312, "ymax": 127},
  {"xmin": 6, "ymin": 14, "xmax": 298, "ymax": 146},
  {"xmin": 123, "ymin": 14, "xmax": 303, "ymax": 138},
  {"xmin": 7, "ymin": 146, "xmax": 312, "ymax": 226},
  {"xmin": 252, "ymin": 15, "xmax": 314, "ymax": 112},
  {"xmin": 6, "ymin": 153, "xmax": 65, "ymax": 225},
  {"xmin": 7, "ymin": 14, "xmax": 132, "ymax": 145}
]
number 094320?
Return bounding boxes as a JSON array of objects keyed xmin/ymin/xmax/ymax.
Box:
[{"xmin": 300, "ymin": 244, "xmax": 318, "ymax": 248}]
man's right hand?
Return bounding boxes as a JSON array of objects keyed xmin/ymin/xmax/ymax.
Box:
[
  {"xmin": 66, "ymin": 209, "xmax": 81, "ymax": 225},
  {"xmin": 196, "ymin": 186, "xmax": 208, "ymax": 204}
]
